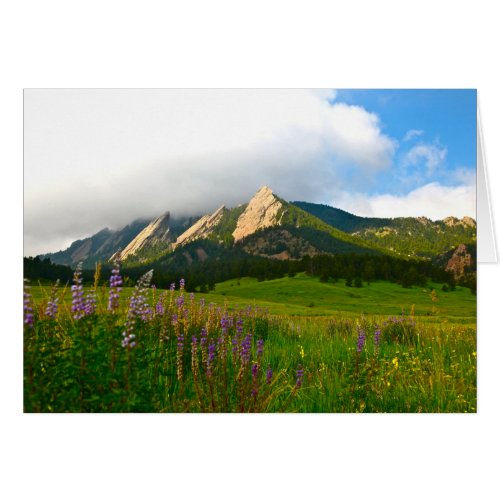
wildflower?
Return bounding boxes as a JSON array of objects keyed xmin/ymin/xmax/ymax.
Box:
[
  {"xmin": 172, "ymin": 313, "xmax": 179, "ymax": 326},
  {"xmin": 176, "ymin": 295, "xmax": 184, "ymax": 308},
  {"xmin": 45, "ymin": 279, "xmax": 60, "ymax": 319},
  {"xmin": 374, "ymin": 326, "xmax": 381, "ymax": 350},
  {"xmin": 23, "ymin": 279, "xmax": 34, "ymax": 327},
  {"xmin": 121, "ymin": 269, "xmax": 154, "ymax": 348},
  {"xmin": 199, "ymin": 297, "xmax": 206, "ymax": 307},
  {"xmin": 200, "ymin": 327, "xmax": 208, "ymax": 365},
  {"xmin": 155, "ymin": 292, "xmax": 166, "ymax": 315},
  {"xmin": 179, "ymin": 278, "xmax": 185, "ymax": 290},
  {"xmin": 299, "ymin": 344, "xmax": 305, "ymax": 359},
  {"xmin": 191, "ymin": 335, "xmax": 199, "ymax": 375},
  {"xmin": 71, "ymin": 262, "xmax": 85, "ymax": 320},
  {"xmin": 177, "ymin": 332, "xmax": 184, "ymax": 381},
  {"xmin": 236, "ymin": 317, "xmax": 243, "ymax": 335},
  {"xmin": 356, "ymin": 325, "xmax": 366, "ymax": 353},
  {"xmin": 266, "ymin": 365, "xmax": 273, "ymax": 385},
  {"xmin": 108, "ymin": 256, "xmax": 123, "ymax": 312},
  {"xmin": 207, "ymin": 342, "xmax": 216, "ymax": 377},
  {"xmin": 240, "ymin": 333, "xmax": 252, "ymax": 367},
  {"xmin": 251, "ymin": 362, "xmax": 259, "ymax": 396},
  {"xmin": 257, "ymin": 339, "xmax": 264, "ymax": 358},
  {"xmin": 295, "ymin": 365, "xmax": 304, "ymax": 388},
  {"xmin": 83, "ymin": 290, "xmax": 97, "ymax": 316},
  {"xmin": 169, "ymin": 282, "xmax": 176, "ymax": 292},
  {"xmin": 392, "ymin": 357, "xmax": 399, "ymax": 369}
]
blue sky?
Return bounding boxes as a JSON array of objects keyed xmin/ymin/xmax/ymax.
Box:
[
  {"xmin": 334, "ymin": 89, "xmax": 476, "ymax": 195},
  {"xmin": 326, "ymin": 89, "xmax": 476, "ymax": 219}
]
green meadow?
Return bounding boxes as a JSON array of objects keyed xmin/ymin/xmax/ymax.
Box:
[
  {"xmin": 24, "ymin": 271, "xmax": 476, "ymax": 413},
  {"xmin": 208, "ymin": 273, "xmax": 476, "ymax": 322}
]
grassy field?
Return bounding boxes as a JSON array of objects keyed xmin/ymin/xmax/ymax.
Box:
[
  {"xmin": 24, "ymin": 268, "xmax": 476, "ymax": 413},
  {"xmin": 30, "ymin": 272, "xmax": 476, "ymax": 323},
  {"xmin": 208, "ymin": 273, "xmax": 476, "ymax": 323}
]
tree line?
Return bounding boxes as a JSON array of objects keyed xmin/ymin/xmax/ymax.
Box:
[{"xmin": 24, "ymin": 251, "xmax": 474, "ymax": 293}]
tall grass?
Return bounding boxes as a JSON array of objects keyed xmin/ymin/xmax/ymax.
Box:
[{"xmin": 23, "ymin": 264, "xmax": 476, "ymax": 413}]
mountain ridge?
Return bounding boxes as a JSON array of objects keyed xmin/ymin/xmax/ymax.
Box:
[{"xmin": 40, "ymin": 186, "xmax": 476, "ymax": 268}]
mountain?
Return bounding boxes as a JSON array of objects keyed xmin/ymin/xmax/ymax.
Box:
[
  {"xmin": 293, "ymin": 201, "xmax": 476, "ymax": 258},
  {"xmin": 41, "ymin": 186, "xmax": 476, "ymax": 273},
  {"xmin": 174, "ymin": 205, "xmax": 227, "ymax": 247},
  {"xmin": 41, "ymin": 214, "xmax": 201, "ymax": 268},
  {"xmin": 40, "ymin": 219, "xmax": 150, "ymax": 267},
  {"xmin": 115, "ymin": 212, "xmax": 172, "ymax": 261},
  {"xmin": 232, "ymin": 186, "xmax": 284, "ymax": 241}
]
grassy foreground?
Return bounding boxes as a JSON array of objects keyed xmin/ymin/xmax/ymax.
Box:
[{"xmin": 24, "ymin": 268, "xmax": 476, "ymax": 413}]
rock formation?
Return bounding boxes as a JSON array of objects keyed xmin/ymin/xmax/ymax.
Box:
[
  {"xmin": 119, "ymin": 212, "xmax": 172, "ymax": 260},
  {"xmin": 446, "ymin": 243, "xmax": 473, "ymax": 279},
  {"xmin": 174, "ymin": 205, "xmax": 226, "ymax": 248},
  {"xmin": 232, "ymin": 186, "xmax": 283, "ymax": 242}
]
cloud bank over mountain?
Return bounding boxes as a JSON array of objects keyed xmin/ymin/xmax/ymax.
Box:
[{"xmin": 24, "ymin": 89, "xmax": 475, "ymax": 256}]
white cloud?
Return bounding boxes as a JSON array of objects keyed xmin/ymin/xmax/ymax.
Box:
[
  {"xmin": 404, "ymin": 142, "xmax": 447, "ymax": 173},
  {"xmin": 335, "ymin": 182, "xmax": 476, "ymax": 220},
  {"xmin": 24, "ymin": 89, "xmax": 396, "ymax": 255},
  {"xmin": 403, "ymin": 129, "xmax": 424, "ymax": 142}
]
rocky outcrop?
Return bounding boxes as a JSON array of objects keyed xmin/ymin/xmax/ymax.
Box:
[
  {"xmin": 461, "ymin": 216, "xmax": 476, "ymax": 228},
  {"xmin": 119, "ymin": 212, "xmax": 172, "ymax": 260},
  {"xmin": 232, "ymin": 186, "xmax": 283, "ymax": 242},
  {"xmin": 174, "ymin": 205, "xmax": 226, "ymax": 248},
  {"xmin": 446, "ymin": 243, "xmax": 473, "ymax": 279},
  {"xmin": 443, "ymin": 216, "xmax": 477, "ymax": 228}
]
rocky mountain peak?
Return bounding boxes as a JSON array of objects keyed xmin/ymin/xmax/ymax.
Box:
[
  {"xmin": 232, "ymin": 186, "xmax": 283, "ymax": 242},
  {"xmin": 174, "ymin": 205, "xmax": 227, "ymax": 248},
  {"xmin": 119, "ymin": 211, "xmax": 172, "ymax": 260}
]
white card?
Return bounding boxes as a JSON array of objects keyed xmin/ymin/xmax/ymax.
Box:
[{"xmin": 477, "ymin": 100, "xmax": 498, "ymax": 262}]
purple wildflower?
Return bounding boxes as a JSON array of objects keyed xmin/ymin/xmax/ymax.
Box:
[
  {"xmin": 236, "ymin": 317, "xmax": 243, "ymax": 334},
  {"xmin": 374, "ymin": 326, "xmax": 381, "ymax": 350},
  {"xmin": 266, "ymin": 365, "xmax": 273, "ymax": 385},
  {"xmin": 23, "ymin": 279, "xmax": 34, "ymax": 327},
  {"xmin": 156, "ymin": 294, "xmax": 165, "ymax": 315},
  {"xmin": 295, "ymin": 365, "xmax": 304, "ymax": 388},
  {"xmin": 172, "ymin": 313, "xmax": 179, "ymax": 326},
  {"xmin": 356, "ymin": 325, "xmax": 366, "ymax": 353},
  {"xmin": 257, "ymin": 339, "xmax": 264, "ymax": 358},
  {"xmin": 108, "ymin": 257, "xmax": 123, "ymax": 312},
  {"xmin": 71, "ymin": 262, "xmax": 85, "ymax": 320},
  {"xmin": 122, "ymin": 269, "xmax": 154, "ymax": 348},
  {"xmin": 200, "ymin": 327, "xmax": 208, "ymax": 365},
  {"xmin": 179, "ymin": 278, "xmax": 185, "ymax": 290},
  {"xmin": 199, "ymin": 297, "xmax": 206, "ymax": 307},
  {"xmin": 45, "ymin": 279, "xmax": 59, "ymax": 319},
  {"xmin": 83, "ymin": 290, "xmax": 97, "ymax": 316},
  {"xmin": 170, "ymin": 282, "xmax": 176, "ymax": 292},
  {"xmin": 240, "ymin": 333, "xmax": 252, "ymax": 367},
  {"xmin": 221, "ymin": 315, "xmax": 229, "ymax": 334},
  {"xmin": 191, "ymin": 335, "xmax": 199, "ymax": 375},
  {"xmin": 176, "ymin": 332, "xmax": 184, "ymax": 381},
  {"xmin": 176, "ymin": 295, "xmax": 184, "ymax": 308},
  {"xmin": 207, "ymin": 341, "xmax": 216, "ymax": 377},
  {"xmin": 251, "ymin": 362, "xmax": 259, "ymax": 396}
]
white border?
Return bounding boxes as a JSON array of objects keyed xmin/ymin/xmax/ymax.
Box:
[{"xmin": 2, "ymin": 1, "xmax": 499, "ymax": 499}]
